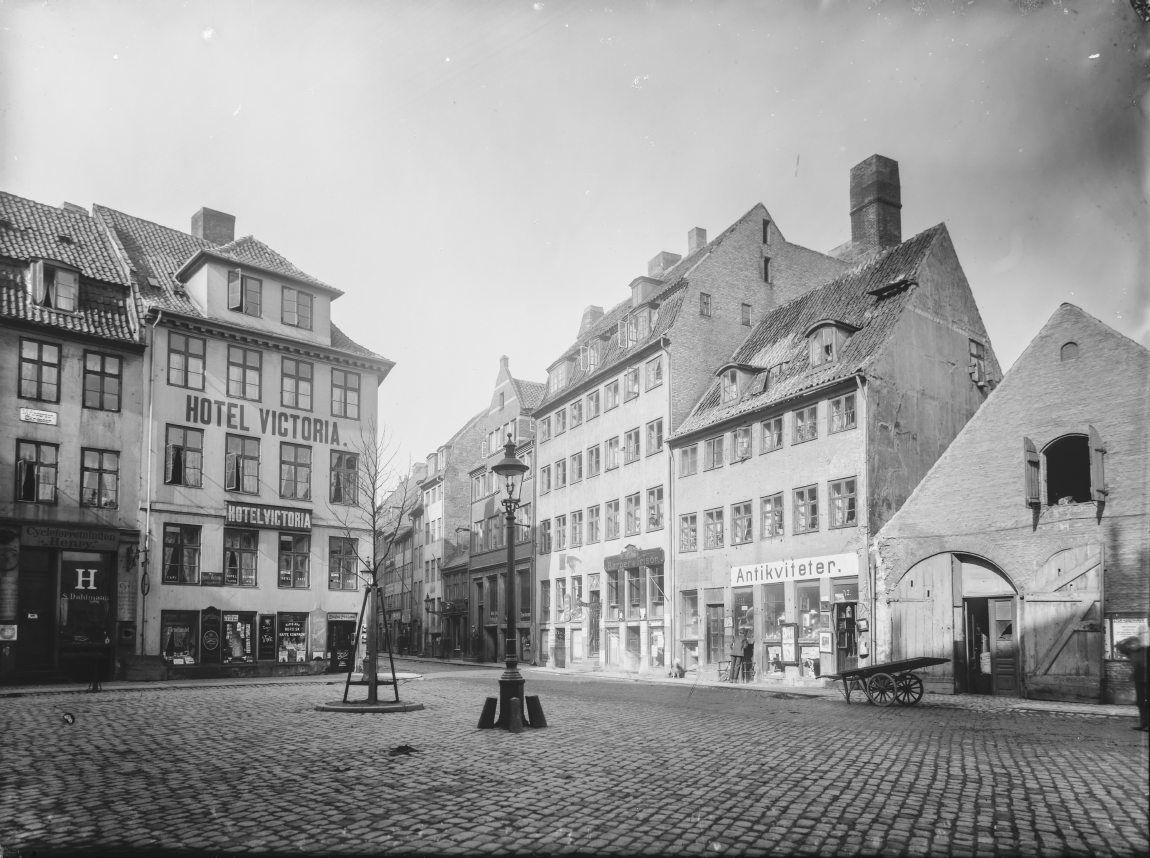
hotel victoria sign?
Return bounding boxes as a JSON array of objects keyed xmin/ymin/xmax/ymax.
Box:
[
  {"xmin": 184, "ymin": 394, "xmax": 345, "ymax": 446},
  {"xmin": 730, "ymin": 552, "xmax": 860, "ymax": 586},
  {"xmin": 225, "ymin": 502, "xmax": 312, "ymax": 532}
]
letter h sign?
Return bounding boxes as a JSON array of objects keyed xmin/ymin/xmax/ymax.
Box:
[{"xmin": 75, "ymin": 568, "xmax": 99, "ymax": 590}]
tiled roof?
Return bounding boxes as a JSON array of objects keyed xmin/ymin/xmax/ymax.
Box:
[
  {"xmin": 192, "ymin": 235, "xmax": 342, "ymax": 295},
  {"xmin": 673, "ymin": 224, "xmax": 945, "ymax": 439},
  {"xmin": 0, "ymin": 266, "xmax": 138, "ymax": 343},
  {"xmin": 512, "ymin": 377, "xmax": 547, "ymax": 411},
  {"xmin": 0, "ymin": 192, "xmax": 130, "ymax": 286}
]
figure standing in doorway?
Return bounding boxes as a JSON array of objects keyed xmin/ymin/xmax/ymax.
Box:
[{"xmin": 1116, "ymin": 635, "xmax": 1148, "ymax": 731}]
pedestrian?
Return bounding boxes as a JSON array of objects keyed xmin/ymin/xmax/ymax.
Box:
[{"xmin": 1115, "ymin": 635, "xmax": 1148, "ymax": 731}]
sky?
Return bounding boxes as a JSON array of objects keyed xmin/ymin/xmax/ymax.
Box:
[{"xmin": 1, "ymin": 0, "xmax": 1147, "ymax": 471}]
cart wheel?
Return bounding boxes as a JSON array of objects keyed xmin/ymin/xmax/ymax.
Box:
[
  {"xmin": 894, "ymin": 673, "xmax": 924, "ymax": 706},
  {"xmin": 868, "ymin": 672, "xmax": 896, "ymax": 706}
]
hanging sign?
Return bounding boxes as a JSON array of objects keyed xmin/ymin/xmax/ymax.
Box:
[{"xmin": 225, "ymin": 502, "xmax": 311, "ymax": 531}]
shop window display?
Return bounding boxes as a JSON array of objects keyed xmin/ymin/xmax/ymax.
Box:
[
  {"xmin": 276, "ymin": 612, "xmax": 308, "ymax": 662},
  {"xmin": 161, "ymin": 610, "xmax": 200, "ymax": 664},
  {"xmin": 222, "ymin": 612, "xmax": 256, "ymax": 664}
]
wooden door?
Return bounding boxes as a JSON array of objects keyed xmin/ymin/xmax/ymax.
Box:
[
  {"xmin": 989, "ymin": 597, "xmax": 1019, "ymax": 696},
  {"xmin": 705, "ymin": 605, "xmax": 725, "ymax": 663},
  {"xmin": 327, "ymin": 620, "xmax": 356, "ymax": 672},
  {"xmin": 17, "ymin": 549, "xmax": 55, "ymax": 672},
  {"xmin": 554, "ymin": 628, "xmax": 566, "ymax": 668},
  {"xmin": 1023, "ymin": 545, "xmax": 1103, "ymax": 701},
  {"xmin": 889, "ymin": 554, "xmax": 953, "ymax": 686}
]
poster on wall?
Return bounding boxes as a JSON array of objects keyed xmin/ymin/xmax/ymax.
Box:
[
  {"xmin": 257, "ymin": 615, "xmax": 276, "ymax": 661},
  {"xmin": 765, "ymin": 645, "xmax": 783, "ymax": 673},
  {"xmin": 222, "ymin": 613, "xmax": 255, "ymax": 664},
  {"xmin": 780, "ymin": 623, "xmax": 798, "ymax": 664},
  {"xmin": 277, "ymin": 613, "xmax": 308, "ymax": 662},
  {"xmin": 801, "ymin": 644, "xmax": 821, "ymax": 676},
  {"xmin": 819, "ymin": 631, "xmax": 833, "ymax": 654},
  {"xmin": 1106, "ymin": 617, "xmax": 1149, "ymax": 659}
]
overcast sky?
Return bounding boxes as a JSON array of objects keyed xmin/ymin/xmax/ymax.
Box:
[{"xmin": 2, "ymin": 0, "xmax": 1146, "ymax": 471}]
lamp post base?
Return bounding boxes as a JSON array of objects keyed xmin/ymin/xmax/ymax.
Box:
[{"xmin": 477, "ymin": 659, "xmax": 546, "ymax": 730}]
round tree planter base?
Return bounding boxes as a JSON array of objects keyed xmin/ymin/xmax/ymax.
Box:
[{"xmin": 315, "ymin": 700, "xmax": 425, "ymax": 714}]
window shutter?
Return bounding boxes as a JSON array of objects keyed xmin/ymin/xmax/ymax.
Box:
[
  {"xmin": 164, "ymin": 445, "xmax": 177, "ymax": 484},
  {"xmin": 227, "ymin": 270, "xmax": 241, "ymax": 309},
  {"xmin": 1088, "ymin": 424, "xmax": 1108, "ymax": 501},
  {"xmin": 225, "ymin": 452, "xmax": 239, "ymax": 490},
  {"xmin": 1023, "ymin": 436, "xmax": 1040, "ymax": 507},
  {"xmin": 16, "ymin": 460, "xmax": 31, "ymax": 500},
  {"xmin": 31, "ymin": 262, "xmax": 47, "ymax": 305}
]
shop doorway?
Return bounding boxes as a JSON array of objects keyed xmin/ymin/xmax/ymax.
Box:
[
  {"xmin": 327, "ymin": 620, "xmax": 356, "ymax": 672},
  {"xmin": 17, "ymin": 549, "xmax": 55, "ymax": 673},
  {"xmin": 606, "ymin": 628, "xmax": 620, "ymax": 666},
  {"xmin": 554, "ymin": 628, "xmax": 566, "ymax": 668},
  {"xmin": 964, "ymin": 597, "xmax": 1018, "ymax": 696},
  {"xmin": 705, "ymin": 604, "xmax": 725, "ymax": 664}
]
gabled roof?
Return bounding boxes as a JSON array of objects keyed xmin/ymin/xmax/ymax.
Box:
[
  {"xmin": 175, "ymin": 235, "xmax": 342, "ymax": 296},
  {"xmin": 512, "ymin": 377, "xmax": 547, "ymax": 411},
  {"xmin": 673, "ymin": 224, "xmax": 946, "ymax": 439}
]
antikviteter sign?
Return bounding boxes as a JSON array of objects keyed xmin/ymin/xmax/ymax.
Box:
[{"xmin": 731, "ymin": 552, "xmax": 859, "ymax": 586}]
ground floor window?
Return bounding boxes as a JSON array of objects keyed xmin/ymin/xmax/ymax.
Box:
[
  {"xmin": 277, "ymin": 612, "xmax": 308, "ymax": 662},
  {"xmin": 161, "ymin": 610, "xmax": 200, "ymax": 664},
  {"xmin": 222, "ymin": 612, "xmax": 256, "ymax": 664}
]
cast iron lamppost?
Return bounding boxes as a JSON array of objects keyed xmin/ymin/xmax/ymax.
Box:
[{"xmin": 478, "ymin": 434, "xmax": 545, "ymax": 731}]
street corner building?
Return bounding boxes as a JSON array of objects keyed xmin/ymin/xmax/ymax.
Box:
[
  {"xmin": 873, "ymin": 304, "xmax": 1150, "ymax": 705},
  {"xmin": 0, "ymin": 191, "xmax": 394, "ymax": 683},
  {"xmin": 0, "ymin": 193, "xmax": 146, "ymax": 683}
]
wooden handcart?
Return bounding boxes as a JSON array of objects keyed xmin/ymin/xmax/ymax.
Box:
[{"xmin": 827, "ymin": 657, "xmax": 949, "ymax": 707}]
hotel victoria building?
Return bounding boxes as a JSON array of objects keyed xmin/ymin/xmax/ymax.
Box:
[{"xmin": 98, "ymin": 204, "xmax": 392, "ymax": 676}]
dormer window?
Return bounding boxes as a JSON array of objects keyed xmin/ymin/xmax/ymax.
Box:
[
  {"xmin": 579, "ymin": 342, "xmax": 600, "ymax": 372},
  {"xmin": 806, "ymin": 322, "xmax": 854, "ymax": 367},
  {"xmin": 228, "ymin": 271, "xmax": 262, "ymax": 316},
  {"xmin": 548, "ymin": 362, "xmax": 569, "ymax": 395},
  {"xmin": 620, "ymin": 309, "xmax": 651, "ymax": 350},
  {"xmin": 282, "ymin": 285, "xmax": 314, "ymax": 330},
  {"xmin": 31, "ymin": 262, "xmax": 78, "ymax": 312},
  {"xmin": 720, "ymin": 368, "xmax": 739, "ymax": 403}
]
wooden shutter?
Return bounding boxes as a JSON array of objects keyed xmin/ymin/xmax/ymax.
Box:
[
  {"xmin": 164, "ymin": 445, "xmax": 177, "ymax": 484},
  {"xmin": 1088, "ymin": 424, "xmax": 1108, "ymax": 501},
  {"xmin": 227, "ymin": 270, "xmax": 241, "ymax": 309},
  {"xmin": 1023, "ymin": 436, "xmax": 1040, "ymax": 507}
]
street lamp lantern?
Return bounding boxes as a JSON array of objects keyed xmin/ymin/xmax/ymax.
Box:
[{"xmin": 480, "ymin": 433, "xmax": 545, "ymax": 731}]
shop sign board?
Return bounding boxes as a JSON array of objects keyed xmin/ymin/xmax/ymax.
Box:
[
  {"xmin": 225, "ymin": 502, "xmax": 311, "ymax": 532},
  {"xmin": 730, "ymin": 552, "xmax": 859, "ymax": 587},
  {"xmin": 23, "ymin": 525, "xmax": 118, "ymax": 552},
  {"xmin": 19, "ymin": 407, "xmax": 58, "ymax": 425},
  {"xmin": 604, "ymin": 546, "xmax": 664, "ymax": 572}
]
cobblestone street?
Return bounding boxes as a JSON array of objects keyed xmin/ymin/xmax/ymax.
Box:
[{"xmin": 2, "ymin": 663, "xmax": 1147, "ymax": 857}]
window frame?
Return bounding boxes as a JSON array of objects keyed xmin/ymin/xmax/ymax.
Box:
[
  {"xmin": 279, "ymin": 442, "xmax": 312, "ymax": 501},
  {"xmin": 704, "ymin": 507, "xmax": 724, "ymax": 549},
  {"xmin": 761, "ymin": 492, "xmax": 784, "ymax": 539},
  {"xmin": 225, "ymin": 434, "xmax": 261, "ymax": 494},
  {"xmin": 281, "ymin": 285, "xmax": 314, "ymax": 330},
  {"xmin": 226, "ymin": 345, "xmax": 263, "ymax": 401},
  {"xmin": 761, "ymin": 416, "xmax": 783, "ymax": 453},
  {"xmin": 586, "ymin": 390, "xmax": 601, "ymax": 420},
  {"xmin": 331, "ymin": 368, "xmax": 361, "ymax": 420},
  {"xmin": 793, "ymin": 404, "xmax": 818, "ymax": 444},
  {"xmin": 330, "ymin": 451, "xmax": 358, "ymax": 504},
  {"xmin": 646, "ymin": 485, "xmax": 664, "ymax": 531},
  {"xmin": 679, "ymin": 444, "xmax": 698, "ymax": 477},
  {"xmin": 15, "ymin": 439, "xmax": 59, "ymax": 504},
  {"xmin": 604, "ymin": 380, "xmax": 621, "ymax": 410},
  {"xmin": 277, "ymin": 532, "xmax": 311, "ymax": 589},
  {"xmin": 586, "ymin": 445, "xmax": 601, "ymax": 478},
  {"xmin": 623, "ymin": 367, "xmax": 640, "ymax": 402},
  {"xmin": 167, "ymin": 332, "xmax": 206, "ymax": 390},
  {"xmin": 624, "ymin": 492, "xmax": 641, "ymax": 536},
  {"xmin": 829, "ymin": 393, "xmax": 856, "ymax": 434},
  {"xmin": 18, "ymin": 338, "xmax": 61, "ymax": 403},
  {"xmin": 731, "ymin": 500, "xmax": 753, "ymax": 544},
  {"xmin": 586, "ymin": 504, "xmax": 601, "ymax": 543},
  {"xmin": 645, "ymin": 355, "xmax": 664, "ymax": 390},
  {"xmin": 223, "ymin": 528, "xmax": 260, "ymax": 587},
  {"xmin": 165, "ymin": 425, "xmax": 204, "ymax": 488},
  {"xmin": 281, "ymin": 357, "xmax": 314, "ymax": 412},
  {"xmin": 623, "ymin": 428, "xmax": 641, "ymax": 464},
  {"xmin": 699, "ymin": 292, "xmax": 712, "ymax": 317},
  {"xmin": 605, "ymin": 499, "xmax": 621, "ymax": 540},
  {"xmin": 733, "ymin": 425, "xmax": 752, "ymax": 461},
  {"xmin": 646, "ymin": 418, "xmax": 664, "ymax": 456},
  {"xmin": 793, "ymin": 484, "xmax": 819, "ymax": 533},
  {"xmin": 679, "ymin": 513, "xmax": 698, "ymax": 552},
  {"xmin": 80, "ymin": 448, "xmax": 119, "ymax": 509},
  {"xmin": 162, "ymin": 523, "xmax": 202, "ymax": 585},
  {"xmin": 228, "ymin": 271, "xmax": 263, "ymax": 316},
  {"xmin": 829, "ymin": 476, "xmax": 857, "ymax": 529},
  {"xmin": 703, "ymin": 435, "xmax": 725, "ymax": 471},
  {"xmin": 82, "ymin": 351, "xmax": 122, "ymax": 412}
]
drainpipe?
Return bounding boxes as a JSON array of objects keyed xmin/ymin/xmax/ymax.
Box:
[
  {"xmin": 663, "ymin": 339, "xmax": 674, "ymax": 676},
  {"xmin": 140, "ymin": 310, "xmax": 163, "ymax": 656},
  {"xmin": 857, "ymin": 373, "xmax": 876, "ymax": 661}
]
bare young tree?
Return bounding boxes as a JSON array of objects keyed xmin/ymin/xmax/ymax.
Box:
[{"xmin": 331, "ymin": 419, "xmax": 417, "ymax": 705}]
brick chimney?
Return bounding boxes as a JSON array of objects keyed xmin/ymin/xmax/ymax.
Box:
[
  {"xmin": 578, "ymin": 305, "xmax": 605, "ymax": 336},
  {"xmin": 648, "ymin": 250, "xmax": 682, "ymax": 278},
  {"xmin": 688, "ymin": 227, "xmax": 707, "ymax": 254},
  {"xmin": 849, "ymin": 155, "xmax": 901, "ymax": 251},
  {"xmin": 191, "ymin": 207, "xmax": 236, "ymax": 245}
]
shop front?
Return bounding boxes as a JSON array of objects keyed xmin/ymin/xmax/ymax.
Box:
[{"xmin": 602, "ymin": 546, "xmax": 665, "ymax": 674}]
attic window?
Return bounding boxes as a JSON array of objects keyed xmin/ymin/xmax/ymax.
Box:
[
  {"xmin": 1060, "ymin": 342, "xmax": 1079, "ymax": 362},
  {"xmin": 1025, "ymin": 428, "xmax": 1107, "ymax": 508},
  {"xmin": 56, "ymin": 234, "xmax": 75, "ymax": 245},
  {"xmin": 579, "ymin": 342, "xmax": 600, "ymax": 372},
  {"xmin": 809, "ymin": 324, "xmax": 850, "ymax": 366},
  {"xmin": 720, "ymin": 368, "xmax": 739, "ymax": 403},
  {"xmin": 548, "ymin": 362, "xmax": 569, "ymax": 395},
  {"xmin": 31, "ymin": 261, "xmax": 78, "ymax": 312},
  {"xmin": 227, "ymin": 270, "xmax": 262, "ymax": 316}
]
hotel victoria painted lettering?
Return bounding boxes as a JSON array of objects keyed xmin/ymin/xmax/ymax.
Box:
[
  {"xmin": 224, "ymin": 502, "xmax": 312, "ymax": 532},
  {"xmin": 185, "ymin": 395, "xmax": 343, "ymax": 446}
]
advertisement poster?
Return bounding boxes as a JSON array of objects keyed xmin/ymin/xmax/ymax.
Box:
[{"xmin": 780, "ymin": 623, "xmax": 798, "ymax": 664}]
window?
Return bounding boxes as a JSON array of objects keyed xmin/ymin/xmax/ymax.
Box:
[
  {"xmin": 605, "ymin": 380, "xmax": 620, "ymax": 410},
  {"xmin": 540, "ymin": 465, "xmax": 551, "ymax": 493},
  {"xmin": 83, "ymin": 352, "xmax": 122, "ymax": 411},
  {"xmin": 761, "ymin": 417, "xmax": 783, "ymax": 453},
  {"xmin": 606, "ymin": 570, "xmax": 620, "ymax": 608},
  {"xmin": 80, "ymin": 449, "xmax": 119, "ymax": 508},
  {"xmin": 624, "ymin": 428, "xmax": 640, "ymax": 464},
  {"xmin": 830, "ymin": 477, "xmax": 857, "ymax": 528},
  {"xmin": 224, "ymin": 529, "xmax": 259, "ymax": 587},
  {"xmin": 793, "ymin": 405, "xmax": 818, "ymax": 444},
  {"xmin": 554, "ymin": 514, "xmax": 567, "ymax": 550},
  {"xmin": 540, "ymin": 581, "xmax": 551, "ymax": 619},
  {"xmin": 704, "ymin": 508, "xmax": 724, "ymax": 549},
  {"xmin": 226, "ymin": 346, "xmax": 262, "ymax": 400},
  {"xmin": 331, "ymin": 369, "xmax": 361, "ymax": 419},
  {"xmin": 646, "ymin": 419, "xmax": 664, "ymax": 455},
  {"xmin": 624, "ymin": 493, "xmax": 641, "ymax": 536},
  {"xmin": 570, "ymin": 400, "xmax": 583, "ymax": 427},
  {"xmin": 830, "ymin": 393, "xmax": 856, "ymax": 433},
  {"xmin": 570, "ymin": 509, "xmax": 584, "ymax": 547},
  {"xmin": 679, "ymin": 513, "xmax": 698, "ymax": 552},
  {"xmin": 703, "ymin": 435, "xmax": 725, "ymax": 470},
  {"xmin": 279, "ymin": 443, "xmax": 311, "ymax": 500},
  {"xmin": 31, "ymin": 263, "xmax": 78, "ymax": 311},
  {"xmin": 587, "ymin": 505, "xmax": 601, "ymax": 543},
  {"xmin": 278, "ymin": 533, "xmax": 311, "ymax": 588},
  {"xmin": 969, "ymin": 339, "xmax": 987, "ymax": 385},
  {"xmin": 627, "ymin": 567, "xmax": 642, "ymax": 613},
  {"xmin": 18, "ymin": 339, "xmax": 60, "ymax": 402},
  {"xmin": 160, "ymin": 610, "xmax": 200, "ymax": 664},
  {"xmin": 579, "ymin": 343, "xmax": 600, "ymax": 372},
  {"xmin": 763, "ymin": 256, "xmax": 771, "ymax": 282},
  {"xmin": 762, "ymin": 583, "xmax": 785, "ymax": 638},
  {"xmin": 623, "ymin": 367, "xmax": 640, "ymax": 401},
  {"xmin": 1060, "ymin": 342, "xmax": 1079, "ymax": 362},
  {"xmin": 15, "ymin": 440, "xmax": 58, "ymax": 503},
  {"xmin": 547, "ymin": 363, "xmax": 569, "ymax": 394},
  {"xmin": 732, "ymin": 501, "xmax": 752, "ymax": 544},
  {"xmin": 679, "ymin": 445, "xmax": 698, "ymax": 477},
  {"xmin": 555, "ymin": 408, "xmax": 567, "ymax": 435},
  {"xmin": 281, "ymin": 286, "xmax": 314, "ymax": 330},
  {"xmin": 762, "ymin": 218, "xmax": 771, "ymax": 244},
  {"xmin": 647, "ymin": 485, "xmax": 664, "ymax": 531},
  {"xmin": 539, "ymin": 417, "xmax": 551, "ymax": 443},
  {"xmin": 586, "ymin": 391, "xmax": 601, "ymax": 420},
  {"xmin": 586, "ymin": 445, "xmax": 601, "ymax": 478},
  {"xmin": 162, "ymin": 524, "xmax": 201, "ymax": 584},
  {"xmin": 761, "ymin": 493, "xmax": 784, "ymax": 538},
  {"xmin": 167, "ymin": 332, "xmax": 205, "ymax": 389},
  {"xmin": 228, "ymin": 272, "xmax": 262, "ymax": 316},
  {"xmin": 699, "ymin": 292, "xmax": 712, "ymax": 317},
  {"xmin": 681, "ymin": 590, "xmax": 700, "ymax": 638},
  {"xmin": 570, "ymin": 452, "xmax": 583, "ymax": 483},
  {"xmin": 225, "ymin": 435, "xmax": 260, "ymax": 493},
  {"xmin": 165, "ymin": 426, "xmax": 204, "ymax": 487},
  {"xmin": 538, "ymin": 520, "xmax": 552, "ymax": 555},
  {"xmin": 555, "ymin": 458, "xmax": 567, "ymax": 488},
  {"xmin": 794, "ymin": 485, "xmax": 819, "ymax": 533},
  {"xmin": 645, "ymin": 356, "xmax": 664, "ymax": 390},
  {"xmin": 734, "ymin": 425, "xmax": 752, "ymax": 461},
  {"xmin": 810, "ymin": 326, "xmax": 839, "ymax": 365},
  {"xmin": 741, "ymin": 303, "xmax": 752, "ymax": 326},
  {"xmin": 1043, "ymin": 434, "xmax": 1099, "ymax": 505},
  {"xmin": 765, "ymin": 363, "xmax": 786, "ymax": 390},
  {"xmin": 605, "ymin": 437, "xmax": 620, "ymax": 470},
  {"xmin": 330, "ymin": 451, "xmax": 358, "ymax": 504},
  {"xmin": 605, "ymin": 499, "xmax": 620, "ymax": 540},
  {"xmin": 281, "ymin": 358, "xmax": 313, "ymax": 411},
  {"xmin": 720, "ymin": 369, "xmax": 739, "ymax": 403}
]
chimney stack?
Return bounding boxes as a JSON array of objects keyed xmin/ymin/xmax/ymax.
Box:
[
  {"xmin": 60, "ymin": 202, "xmax": 88, "ymax": 215},
  {"xmin": 578, "ymin": 305, "xmax": 605, "ymax": 336},
  {"xmin": 648, "ymin": 250, "xmax": 682, "ymax": 278},
  {"xmin": 688, "ymin": 227, "xmax": 707, "ymax": 254},
  {"xmin": 500, "ymin": 354, "xmax": 509, "ymax": 372},
  {"xmin": 849, "ymin": 155, "xmax": 901, "ymax": 251},
  {"xmin": 191, "ymin": 207, "xmax": 236, "ymax": 245}
]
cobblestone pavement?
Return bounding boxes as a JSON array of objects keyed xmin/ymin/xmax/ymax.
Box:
[{"xmin": 1, "ymin": 663, "xmax": 1147, "ymax": 857}]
